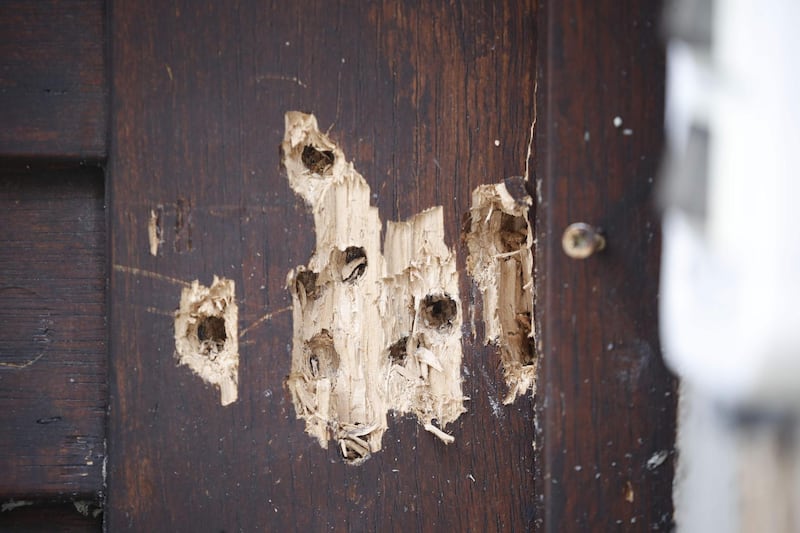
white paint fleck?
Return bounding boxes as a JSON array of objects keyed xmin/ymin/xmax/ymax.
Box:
[
  {"xmin": 468, "ymin": 473, "xmax": 476, "ymax": 482},
  {"xmin": 493, "ymin": 139, "xmax": 500, "ymax": 146},
  {"xmin": 647, "ymin": 449, "xmax": 669, "ymax": 470},
  {"xmin": 613, "ymin": 116, "xmax": 623, "ymax": 128},
  {"xmin": 74, "ymin": 501, "xmax": 91, "ymax": 516},
  {"xmin": 623, "ymin": 128, "xmax": 634, "ymax": 136},
  {"xmin": 584, "ymin": 131, "xmax": 590, "ymax": 142},
  {"xmin": 574, "ymin": 465, "xmax": 583, "ymax": 471},
  {"xmin": 488, "ymin": 393, "xmax": 504, "ymax": 419}
]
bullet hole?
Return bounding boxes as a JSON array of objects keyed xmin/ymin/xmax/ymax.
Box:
[
  {"xmin": 340, "ymin": 436, "xmax": 370, "ymax": 463},
  {"xmin": 465, "ymin": 182, "xmax": 535, "ymax": 404},
  {"xmin": 387, "ymin": 336, "xmax": 409, "ymax": 365},
  {"xmin": 301, "ymin": 145, "xmax": 335, "ymax": 174},
  {"xmin": 420, "ymin": 293, "xmax": 457, "ymax": 330},
  {"xmin": 174, "ymin": 276, "xmax": 239, "ymax": 406},
  {"xmin": 295, "ymin": 269, "xmax": 320, "ymax": 301},
  {"xmin": 499, "ymin": 213, "xmax": 528, "ymax": 253},
  {"xmin": 197, "ymin": 315, "xmax": 227, "ymax": 353},
  {"xmin": 516, "ymin": 312, "xmax": 532, "ymax": 337},
  {"xmin": 305, "ymin": 330, "xmax": 339, "ymax": 378},
  {"xmin": 341, "ymin": 246, "xmax": 367, "ymax": 283},
  {"xmin": 515, "ymin": 312, "xmax": 535, "ymax": 365}
]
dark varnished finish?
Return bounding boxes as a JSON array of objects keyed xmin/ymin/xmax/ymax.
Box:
[
  {"xmin": 0, "ymin": 501, "xmax": 102, "ymax": 532},
  {"xmin": 107, "ymin": 1, "xmax": 536, "ymax": 531},
  {"xmin": 0, "ymin": 1, "xmax": 107, "ymax": 159},
  {"xmin": 533, "ymin": 0, "xmax": 676, "ymax": 530},
  {"xmin": 0, "ymin": 164, "xmax": 106, "ymax": 498}
]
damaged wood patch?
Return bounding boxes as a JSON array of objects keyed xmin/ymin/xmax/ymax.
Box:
[
  {"xmin": 174, "ymin": 276, "xmax": 238, "ymax": 405},
  {"xmin": 148, "ymin": 205, "xmax": 163, "ymax": 256},
  {"xmin": 465, "ymin": 178, "xmax": 536, "ymax": 404},
  {"xmin": 282, "ymin": 111, "xmax": 465, "ymax": 464}
]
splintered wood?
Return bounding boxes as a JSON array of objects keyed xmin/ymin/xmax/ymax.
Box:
[
  {"xmin": 174, "ymin": 276, "xmax": 239, "ymax": 406},
  {"xmin": 282, "ymin": 112, "xmax": 465, "ymax": 464},
  {"xmin": 465, "ymin": 180, "xmax": 536, "ymax": 403}
]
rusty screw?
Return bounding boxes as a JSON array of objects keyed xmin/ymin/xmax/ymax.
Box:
[{"xmin": 561, "ymin": 223, "xmax": 606, "ymax": 259}]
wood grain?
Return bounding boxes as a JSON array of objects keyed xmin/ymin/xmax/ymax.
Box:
[
  {"xmin": 0, "ymin": 1, "xmax": 107, "ymax": 159},
  {"xmin": 533, "ymin": 0, "xmax": 677, "ymax": 530},
  {"xmin": 0, "ymin": 164, "xmax": 106, "ymax": 498},
  {"xmin": 107, "ymin": 0, "xmax": 537, "ymax": 530}
]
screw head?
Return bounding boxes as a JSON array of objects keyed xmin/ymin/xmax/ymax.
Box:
[{"xmin": 562, "ymin": 223, "xmax": 606, "ymax": 259}]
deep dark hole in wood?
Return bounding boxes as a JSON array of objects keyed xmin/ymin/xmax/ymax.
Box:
[
  {"xmin": 305, "ymin": 329, "xmax": 338, "ymax": 378},
  {"xmin": 516, "ymin": 312, "xmax": 535, "ymax": 365},
  {"xmin": 295, "ymin": 270, "xmax": 319, "ymax": 300},
  {"xmin": 498, "ymin": 212, "xmax": 528, "ymax": 253},
  {"xmin": 388, "ymin": 336, "xmax": 409, "ymax": 365},
  {"xmin": 301, "ymin": 145, "xmax": 334, "ymax": 174},
  {"xmin": 197, "ymin": 315, "xmax": 226, "ymax": 348},
  {"xmin": 343, "ymin": 246, "xmax": 367, "ymax": 282},
  {"xmin": 341, "ymin": 440, "xmax": 368, "ymax": 463},
  {"xmin": 421, "ymin": 293, "xmax": 457, "ymax": 329}
]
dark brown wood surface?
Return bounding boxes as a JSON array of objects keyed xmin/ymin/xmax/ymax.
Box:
[
  {"xmin": 0, "ymin": 1, "xmax": 106, "ymax": 160},
  {"xmin": 0, "ymin": 164, "xmax": 106, "ymax": 499},
  {"xmin": 0, "ymin": 501, "xmax": 102, "ymax": 533},
  {"xmin": 533, "ymin": 0, "xmax": 676, "ymax": 530},
  {"xmin": 107, "ymin": 0, "xmax": 537, "ymax": 530}
]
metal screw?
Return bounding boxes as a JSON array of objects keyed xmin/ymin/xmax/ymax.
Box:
[{"xmin": 562, "ymin": 223, "xmax": 606, "ymax": 259}]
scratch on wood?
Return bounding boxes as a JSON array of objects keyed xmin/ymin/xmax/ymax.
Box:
[
  {"xmin": 0, "ymin": 352, "xmax": 46, "ymax": 370},
  {"xmin": 144, "ymin": 306, "xmax": 174, "ymax": 317},
  {"xmin": 113, "ymin": 264, "xmax": 191, "ymax": 287},
  {"xmin": 173, "ymin": 198, "xmax": 192, "ymax": 253},
  {"xmin": 524, "ymin": 77, "xmax": 538, "ymax": 183},
  {"xmin": 240, "ymin": 306, "xmax": 292, "ymax": 338}
]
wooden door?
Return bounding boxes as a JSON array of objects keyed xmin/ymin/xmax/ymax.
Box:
[{"xmin": 0, "ymin": 0, "xmax": 675, "ymax": 531}]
